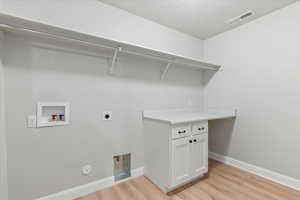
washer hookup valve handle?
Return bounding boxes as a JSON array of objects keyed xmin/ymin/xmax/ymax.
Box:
[
  {"xmin": 51, "ymin": 114, "xmax": 65, "ymax": 121},
  {"xmin": 51, "ymin": 114, "xmax": 58, "ymax": 121},
  {"xmin": 59, "ymin": 114, "xmax": 65, "ymax": 121}
]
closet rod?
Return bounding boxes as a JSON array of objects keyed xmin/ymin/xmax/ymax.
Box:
[
  {"xmin": 0, "ymin": 23, "xmax": 219, "ymax": 71},
  {"xmin": 0, "ymin": 23, "xmax": 172, "ymax": 62},
  {"xmin": 0, "ymin": 23, "xmax": 116, "ymax": 50}
]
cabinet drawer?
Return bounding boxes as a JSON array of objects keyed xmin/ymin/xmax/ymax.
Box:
[
  {"xmin": 172, "ymin": 125, "xmax": 191, "ymax": 139},
  {"xmin": 192, "ymin": 121, "xmax": 208, "ymax": 135}
]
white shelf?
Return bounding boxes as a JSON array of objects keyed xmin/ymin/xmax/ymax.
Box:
[
  {"xmin": 37, "ymin": 102, "xmax": 70, "ymax": 127},
  {"xmin": 0, "ymin": 13, "xmax": 221, "ymax": 78}
]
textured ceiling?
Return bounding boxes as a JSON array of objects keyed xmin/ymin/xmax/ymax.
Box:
[{"xmin": 99, "ymin": 0, "xmax": 298, "ymax": 39}]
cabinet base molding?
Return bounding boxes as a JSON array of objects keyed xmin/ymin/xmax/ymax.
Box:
[
  {"xmin": 209, "ymin": 152, "xmax": 300, "ymax": 192},
  {"xmin": 144, "ymin": 174, "xmax": 205, "ymax": 193},
  {"xmin": 166, "ymin": 174, "xmax": 205, "ymax": 192}
]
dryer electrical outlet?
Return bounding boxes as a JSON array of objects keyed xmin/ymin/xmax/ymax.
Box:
[{"xmin": 103, "ymin": 111, "xmax": 112, "ymax": 120}]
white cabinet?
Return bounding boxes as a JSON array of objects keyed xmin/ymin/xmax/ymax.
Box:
[
  {"xmin": 143, "ymin": 119, "xmax": 208, "ymax": 193},
  {"xmin": 192, "ymin": 121, "xmax": 208, "ymax": 135},
  {"xmin": 171, "ymin": 133, "xmax": 208, "ymax": 187},
  {"xmin": 171, "ymin": 137, "xmax": 191, "ymax": 186},
  {"xmin": 172, "ymin": 125, "xmax": 191, "ymax": 139},
  {"xmin": 190, "ymin": 134, "xmax": 208, "ymax": 178}
]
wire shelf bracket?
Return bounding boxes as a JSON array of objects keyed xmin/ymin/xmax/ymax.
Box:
[
  {"xmin": 109, "ymin": 46, "xmax": 122, "ymax": 75},
  {"xmin": 161, "ymin": 61, "xmax": 173, "ymax": 80}
]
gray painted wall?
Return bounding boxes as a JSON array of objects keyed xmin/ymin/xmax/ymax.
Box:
[
  {"xmin": 4, "ymin": 34, "xmax": 204, "ymax": 200},
  {"xmin": 204, "ymin": 2, "xmax": 300, "ymax": 179},
  {"xmin": 0, "ymin": 31, "xmax": 8, "ymax": 200}
]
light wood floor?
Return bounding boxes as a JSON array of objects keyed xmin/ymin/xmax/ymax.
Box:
[{"xmin": 75, "ymin": 159, "xmax": 300, "ymax": 200}]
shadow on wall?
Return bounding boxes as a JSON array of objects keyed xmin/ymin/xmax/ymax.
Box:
[
  {"xmin": 203, "ymin": 69, "xmax": 218, "ymax": 87},
  {"xmin": 208, "ymin": 118, "xmax": 236, "ymax": 156}
]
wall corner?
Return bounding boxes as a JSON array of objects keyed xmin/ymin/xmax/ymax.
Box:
[{"xmin": 0, "ymin": 30, "xmax": 8, "ymax": 200}]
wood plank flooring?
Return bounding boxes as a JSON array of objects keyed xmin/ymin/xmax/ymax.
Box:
[{"xmin": 75, "ymin": 159, "xmax": 300, "ymax": 200}]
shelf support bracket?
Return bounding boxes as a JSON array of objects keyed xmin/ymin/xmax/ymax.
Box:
[
  {"xmin": 161, "ymin": 61, "xmax": 173, "ymax": 80},
  {"xmin": 109, "ymin": 46, "xmax": 122, "ymax": 74}
]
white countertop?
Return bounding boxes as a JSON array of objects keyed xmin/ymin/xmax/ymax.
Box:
[{"xmin": 143, "ymin": 109, "xmax": 236, "ymax": 124}]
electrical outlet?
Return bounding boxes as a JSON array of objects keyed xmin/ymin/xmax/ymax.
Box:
[
  {"xmin": 103, "ymin": 111, "xmax": 112, "ymax": 120},
  {"xmin": 27, "ymin": 115, "xmax": 37, "ymax": 128},
  {"xmin": 82, "ymin": 165, "xmax": 92, "ymax": 176}
]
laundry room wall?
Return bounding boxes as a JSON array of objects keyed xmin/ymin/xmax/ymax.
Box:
[
  {"xmin": 3, "ymin": 31, "xmax": 204, "ymax": 200},
  {"xmin": 1, "ymin": 1, "xmax": 205, "ymax": 199},
  {"xmin": 204, "ymin": 2, "xmax": 300, "ymax": 180}
]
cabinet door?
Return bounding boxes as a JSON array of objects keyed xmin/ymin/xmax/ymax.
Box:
[
  {"xmin": 190, "ymin": 133, "xmax": 208, "ymax": 177},
  {"xmin": 171, "ymin": 137, "xmax": 191, "ymax": 186}
]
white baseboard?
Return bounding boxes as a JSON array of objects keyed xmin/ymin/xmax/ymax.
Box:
[
  {"xmin": 209, "ymin": 152, "xmax": 300, "ymax": 191},
  {"xmin": 34, "ymin": 153, "xmax": 300, "ymax": 200},
  {"xmin": 36, "ymin": 167, "xmax": 144, "ymax": 200}
]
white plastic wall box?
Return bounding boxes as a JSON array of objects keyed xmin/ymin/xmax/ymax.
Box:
[{"xmin": 37, "ymin": 102, "xmax": 70, "ymax": 127}]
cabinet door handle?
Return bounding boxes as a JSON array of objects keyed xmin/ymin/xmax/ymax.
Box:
[
  {"xmin": 178, "ymin": 130, "xmax": 186, "ymax": 134},
  {"xmin": 193, "ymin": 139, "xmax": 197, "ymax": 142},
  {"xmin": 189, "ymin": 140, "xmax": 193, "ymax": 143}
]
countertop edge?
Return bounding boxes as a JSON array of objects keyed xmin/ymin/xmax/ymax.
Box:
[{"xmin": 143, "ymin": 114, "xmax": 236, "ymax": 125}]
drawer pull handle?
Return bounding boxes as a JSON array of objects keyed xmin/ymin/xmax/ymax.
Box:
[
  {"xmin": 178, "ymin": 130, "xmax": 186, "ymax": 134},
  {"xmin": 189, "ymin": 140, "xmax": 193, "ymax": 143},
  {"xmin": 193, "ymin": 139, "xmax": 197, "ymax": 142},
  {"xmin": 198, "ymin": 127, "xmax": 205, "ymax": 131}
]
